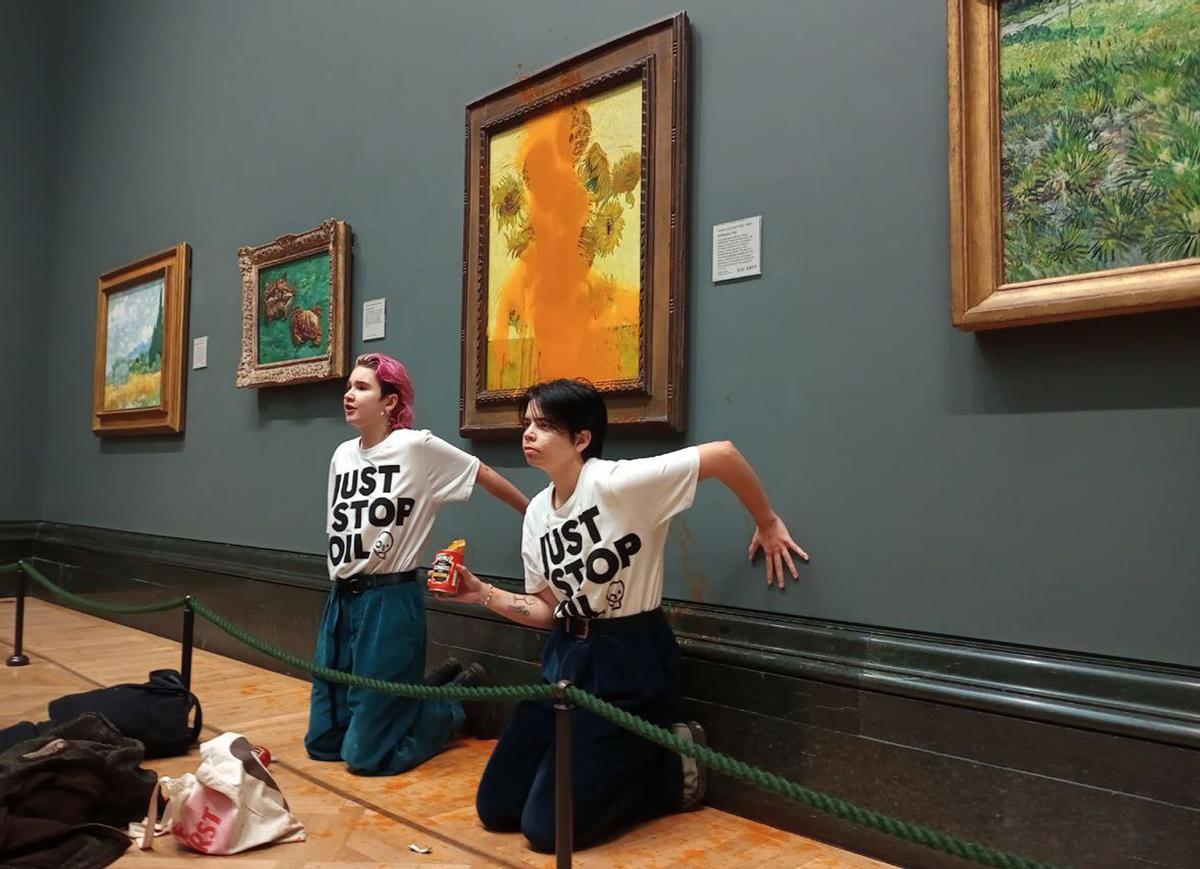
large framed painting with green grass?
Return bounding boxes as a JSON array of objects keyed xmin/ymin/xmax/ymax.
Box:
[
  {"xmin": 949, "ymin": 0, "xmax": 1200, "ymax": 329},
  {"xmin": 92, "ymin": 244, "xmax": 191, "ymax": 436},
  {"xmin": 459, "ymin": 14, "xmax": 690, "ymax": 437},
  {"xmin": 236, "ymin": 219, "xmax": 351, "ymax": 388}
]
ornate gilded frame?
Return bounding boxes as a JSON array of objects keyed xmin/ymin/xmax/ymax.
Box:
[
  {"xmin": 236, "ymin": 219, "xmax": 351, "ymax": 388},
  {"xmin": 460, "ymin": 13, "xmax": 691, "ymax": 437}
]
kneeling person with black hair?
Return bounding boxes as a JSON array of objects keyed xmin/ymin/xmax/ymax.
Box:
[{"xmin": 449, "ymin": 378, "xmax": 809, "ymax": 852}]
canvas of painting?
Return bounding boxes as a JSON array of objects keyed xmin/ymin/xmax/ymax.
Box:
[
  {"xmin": 1000, "ymin": 0, "xmax": 1200, "ymax": 282},
  {"xmin": 486, "ymin": 80, "xmax": 643, "ymax": 391},
  {"xmin": 256, "ymin": 252, "xmax": 332, "ymax": 365},
  {"xmin": 104, "ymin": 277, "xmax": 165, "ymax": 410}
]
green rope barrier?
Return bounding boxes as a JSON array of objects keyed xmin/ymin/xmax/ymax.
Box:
[
  {"xmin": 189, "ymin": 598, "xmax": 555, "ymax": 704},
  {"xmin": 565, "ymin": 688, "xmax": 1054, "ymax": 869},
  {"xmin": 6, "ymin": 560, "xmax": 1059, "ymax": 869},
  {"xmin": 20, "ymin": 562, "xmax": 189, "ymax": 614},
  {"xmin": 190, "ymin": 598, "xmax": 1056, "ymax": 869}
]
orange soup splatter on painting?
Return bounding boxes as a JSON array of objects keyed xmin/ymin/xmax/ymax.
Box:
[{"xmin": 486, "ymin": 80, "xmax": 643, "ymax": 390}]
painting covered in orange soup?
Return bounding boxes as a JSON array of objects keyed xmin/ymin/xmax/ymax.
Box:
[{"xmin": 485, "ymin": 79, "xmax": 642, "ymax": 390}]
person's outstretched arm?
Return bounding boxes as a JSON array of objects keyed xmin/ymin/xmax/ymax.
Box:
[
  {"xmin": 476, "ymin": 463, "xmax": 529, "ymax": 514},
  {"xmin": 696, "ymin": 441, "xmax": 809, "ymax": 588}
]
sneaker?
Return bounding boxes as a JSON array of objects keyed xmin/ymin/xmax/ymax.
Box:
[
  {"xmin": 450, "ymin": 662, "xmax": 486, "ymax": 687},
  {"xmin": 451, "ymin": 663, "xmax": 501, "ymax": 739},
  {"xmin": 672, "ymin": 721, "xmax": 707, "ymax": 811},
  {"xmin": 423, "ymin": 656, "xmax": 462, "ymax": 686}
]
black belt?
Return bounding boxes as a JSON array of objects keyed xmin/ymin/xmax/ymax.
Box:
[
  {"xmin": 335, "ymin": 570, "xmax": 417, "ymax": 596},
  {"xmin": 561, "ymin": 608, "xmax": 666, "ymax": 639}
]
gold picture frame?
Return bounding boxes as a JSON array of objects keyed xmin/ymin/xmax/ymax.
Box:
[
  {"xmin": 236, "ymin": 219, "xmax": 351, "ymax": 388},
  {"xmin": 92, "ymin": 244, "xmax": 191, "ymax": 436},
  {"xmin": 460, "ymin": 13, "xmax": 691, "ymax": 437},
  {"xmin": 948, "ymin": 0, "xmax": 1200, "ymax": 330}
]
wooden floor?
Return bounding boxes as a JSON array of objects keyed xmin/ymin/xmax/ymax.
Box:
[{"xmin": 0, "ymin": 599, "xmax": 893, "ymax": 868}]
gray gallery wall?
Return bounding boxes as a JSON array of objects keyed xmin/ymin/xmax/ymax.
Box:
[
  {"xmin": 0, "ymin": 0, "xmax": 62, "ymax": 520},
  {"xmin": 18, "ymin": 0, "xmax": 1200, "ymax": 666}
]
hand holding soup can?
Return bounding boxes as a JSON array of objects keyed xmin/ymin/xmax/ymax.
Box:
[{"xmin": 427, "ymin": 539, "xmax": 467, "ymax": 594}]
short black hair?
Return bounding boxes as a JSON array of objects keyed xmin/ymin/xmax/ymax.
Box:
[{"xmin": 519, "ymin": 379, "xmax": 607, "ymax": 460}]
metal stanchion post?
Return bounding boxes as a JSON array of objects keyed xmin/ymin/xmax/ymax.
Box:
[
  {"xmin": 180, "ymin": 596, "xmax": 195, "ymax": 689},
  {"xmin": 6, "ymin": 563, "xmax": 30, "ymax": 666},
  {"xmin": 554, "ymin": 679, "xmax": 574, "ymax": 868}
]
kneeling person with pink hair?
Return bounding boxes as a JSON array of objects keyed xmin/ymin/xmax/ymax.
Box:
[{"xmin": 304, "ymin": 353, "xmax": 528, "ymax": 775}]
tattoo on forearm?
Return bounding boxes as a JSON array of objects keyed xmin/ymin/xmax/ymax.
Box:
[{"xmin": 508, "ymin": 594, "xmax": 536, "ymax": 617}]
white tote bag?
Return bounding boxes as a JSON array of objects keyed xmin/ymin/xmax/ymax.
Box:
[{"xmin": 159, "ymin": 732, "xmax": 306, "ymax": 854}]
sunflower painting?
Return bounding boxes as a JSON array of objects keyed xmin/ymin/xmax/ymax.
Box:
[
  {"xmin": 485, "ymin": 79, "xmax": 643, "ymax": 391},
  {"xmin": 461, "ymin": 15, "xmax": 689, "ymax": 435}
]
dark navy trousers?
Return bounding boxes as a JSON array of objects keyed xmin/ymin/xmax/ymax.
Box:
[{"xmin": 475, "ymin": 609, "xmax": 684, "ymax": 852}]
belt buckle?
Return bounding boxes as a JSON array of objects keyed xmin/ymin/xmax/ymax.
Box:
[
  {"xmin": 568, "ymin": 616, "xmax": 590, "ymax": 639},
  {"xmin": 345, "ymin": 576, "xmax": 363, "ymax": 596}
]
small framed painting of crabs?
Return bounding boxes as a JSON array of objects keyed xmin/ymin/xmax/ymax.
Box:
[{"xmin": 236, "ymin": 219, "xmax": 352, "ymax": 388}]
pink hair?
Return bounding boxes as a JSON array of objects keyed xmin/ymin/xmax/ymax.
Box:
[{"xmin": 355, "ymin": 353, "xmax": 414, "ymax": 430}]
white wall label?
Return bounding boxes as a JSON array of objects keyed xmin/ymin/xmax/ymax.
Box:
[
  {"xmin": 363, "ymin": 298, "xmax": 386, "ymax": 341},
  {"xmin": 712, "ymin": 215, "xmax": 762, "ymax": 282},
  {"xmin": 192, "ymin": 336, "xmax": 208, "ymax": 369}
]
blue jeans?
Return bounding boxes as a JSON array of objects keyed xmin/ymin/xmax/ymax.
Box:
[
  {"xmin": 475, "ymin": 609, "xmax": 684, "ymax": 852},
  {"xmin": 304, "ymin": 581, "xmax": 465, "ymax": 775}
]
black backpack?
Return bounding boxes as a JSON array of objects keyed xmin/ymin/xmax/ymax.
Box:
[{"xmin": 48, "ymin": 669, "xmax": 202, "ymax": 759}]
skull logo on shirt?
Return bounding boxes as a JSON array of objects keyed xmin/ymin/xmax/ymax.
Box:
[
  {"xmin": 372, "ymin": 531, "xmax": 394, "ymax": 558},
  {"xmin": 606, "ymin": 580, "xmax": 626, "ymax": 612}
]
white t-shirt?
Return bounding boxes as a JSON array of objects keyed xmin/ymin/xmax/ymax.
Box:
[
  {"xmin": 522, "ymin": 448, "xmax": 700, "ymax": 619},
  {"xmin": 326, "ymin": 429, "xmax": 480, "ymax": 580}
]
